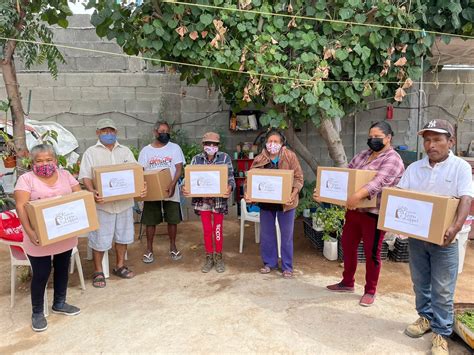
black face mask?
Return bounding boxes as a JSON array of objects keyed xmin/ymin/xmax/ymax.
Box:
[
  {"xmin": 367, "ymin": 138, "xmax": 385, "ymax": 152},
  {"xmin": 156, "ymin": 133, "xmax": 170, "ymax": 144}
]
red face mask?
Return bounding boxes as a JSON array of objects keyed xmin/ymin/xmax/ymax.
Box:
[{"xmin": 33, "ymin": 163, "xmax": 57, "ymax": 178}]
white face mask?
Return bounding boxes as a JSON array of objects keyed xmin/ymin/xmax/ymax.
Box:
[
  {"xmin": 266, "ymin": 142, "xmax": 282, "ymax": 155},
  {"xmin": 204, "ymin": 145, "xmax": 219, "ymax": 155}
]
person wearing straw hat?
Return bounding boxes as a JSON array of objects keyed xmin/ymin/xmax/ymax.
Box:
[
  {"xmin": 79, "ymin": 118, "xmax": 146, "ymax": 288},
  {"xmin": 182, "ymin": 132, "xmax": 235, "ymax": 273},
  {"xmin": 398, "ymin": 119, "xmax": 473, "ymax": 355}
]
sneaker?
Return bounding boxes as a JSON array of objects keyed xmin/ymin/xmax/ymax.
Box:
[
  {"xmin": 359, "ymin": 293, "xmax": 375, "ymax": 307},
  {"xmin": 326, "ymin": 282, "xmax": 355, "ymax": 293},
  {"xmin": 214, "ymin": 252, "xmax": 225, "ymax": 273},
  {"xmin": 201, "ymin": 253, "xmax": 214, "ymax": 273},
  {"xmin": 431, "ymin": 333, "xmax": 449, "ymax": 355},
  {"xmin": 404, "ymin": 316, "xmax": 431, "ymax": 338},
  {"xmin": 52, "ymin": 303, "xmax": 81, "ymax": 316},
  {"xmin": 31, "ymin": 313, "xmax": 48, "ymax": 332}
]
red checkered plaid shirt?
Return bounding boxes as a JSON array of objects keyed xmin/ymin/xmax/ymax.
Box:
[{"xmin": 348, "ymin": 146, "xmax": 405, "ymax": 213}]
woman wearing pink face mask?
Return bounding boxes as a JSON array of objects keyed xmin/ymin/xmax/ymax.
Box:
[
  {"xmin": 14, "ymin": 144, "xmax": 82, "ymax": 332},
  {"xmin": 182, "ymin": 132, "xmax": 235, "ymax": 273},
  {"xmin": 245, "ymin": 130, "xmax": 304, "ymax": 278}
]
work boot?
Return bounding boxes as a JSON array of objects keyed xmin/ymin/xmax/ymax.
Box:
[
  {"xmin": 431, "ymin": 333, "xmax": 449, "ymax": 355},
  {"xmin": 31, "ymin": 313, "xmax": 48, "ymax": 332},
  {"xmin": 214, "ymin": 252, "xmax": 225, "ymax": 273},
  {"xmin": 201, "ymin": 253, "xmax": 214, "ymax": 273},
  {"xmin": 404, "ymin": 316, "xmax": 431, "ymax": 338}
]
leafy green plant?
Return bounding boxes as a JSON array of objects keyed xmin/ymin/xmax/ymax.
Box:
[
  {"xmin": 296, "ymin": 180, "xmax": 319, "ymax": 217},
  {"xmin": 0, "ymin": 129, "xmax": 15, "ymax": 159},
  {"xmin": 312, "ymin": 206, "xmax": 346, "ymax": 241},
  {"xmin": 171, "ymin": 129, "xmax": 202, "ymax": 164},
  {"xmin": 88, "ymin": 0, "xmax": 474, "ymax": 171},
  {"xmin": 128, "ymin": 145, "xmax": 139, "ymax": 161},
  {"xmin": 457, "ymin": 310, "xmax": 474, "ymax": 332}
]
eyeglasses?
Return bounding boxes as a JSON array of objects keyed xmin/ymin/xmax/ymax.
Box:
[{"xmin": 203, "ymin": 142, "xmax": 219, "ymax": 146}]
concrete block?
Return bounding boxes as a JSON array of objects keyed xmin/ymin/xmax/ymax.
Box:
[
  {"xmin": 98, "ymin": 100, "xmax": 126, "ymax": 112},
  {"xmin": 135, "ymin": 113, "xmax": 157, "ymax": 125},
  {"xmin": 92, "ymin": 73, "xmax": 120, "ymax": 87},
  {"xmin": 82, "ymin": 138, "xmax": 100, "ymax": 152},
  {"xmin": 37, "ymin": 73, "xmax": 66, "ymax": 87},
  {"xmin": 70, "ymin": 126, "xmax": 98, "ymax": 140},
  {"xmin": 25, "ymin": 100, "xmax": 45, "ymax": 115},
  {"xmin": 43, "ymin": 100, "xmax": 72, "ymax": 114},
  {"xmin": 67, "ymin": 14, "xmax": 93, "ymax": 27},
  {"xmin": 125, "ymin": 100, "xmax": 152, "ymax": 113},
  {"xmin": 104, "ymin": 57, "xmax": 129, "ymax": 72},
  {"xmin": 181, "ymin": 99, "xmax": 198, "ymax": 113},
  {"xmin": 71, "ymin": 100, "xmax": 101, "ymax": 114},
  {"xmin": 28, "ymin": 87, "xmax": 54, "ymax": 101},
  {"xmin": 196, "ymin": 99, "xmax": 221, "ymax": 113},
  {"xmin": 119, "ymin": 74, "xmax": 147, "ymax": 87},
  {"xmin": 136, "ymin": 87, "xmax": 161, "ymax": 101},
  {"xmin": 65, "ymin": 74, "xmax": 93, "ymax": 87},
  {"xmin": 75, "ymin": 57, "xmax": 105, "ymax": 72},
  {"xmin": 56, "ymin": 114, "xmax": 85, "ymax": 127},
  {"xmin": 81, "ymin": 87, "xmax": 109, "ymax": 100},
  {"xmin": 397, "ymin": 120, "xmax": 409, "ymax": 134},
  {"xmin": 54, "ymin": 87, "xmax": 81, "ymax": 101},
  {"xmin": 107, "ymin": 113, "xmax": 138, "ymax": 127},
  {"xmin": 17, "ymin": 74, "xmax": 39, "ymax": 87},
  {"xmin": 57, "ymin": 57, "xmax": 77, "ymax": 72},
  {"xmin": 183, "ymin": 86, "xmax": 215, "ymax": 100},
  {"xmin": 120, "ymin": 138, "xmax": 139, "ymax": 148},
  {"xmin": 109, "ymin": 87, "xmax": 136, "ymax": 100}
]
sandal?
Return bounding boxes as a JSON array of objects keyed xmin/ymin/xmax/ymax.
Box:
[
  {"xmin": 259, "ymin": 266, "xmax": 272, "ymax": 274},
  {"xmin": 282, "ymin": 270, "xmax": 293, "ymax": 279},
  {"xmin": 92, "ymin": 272, "xmax": 106, "ymax": 288},
  {"xmin": 169, "ymin": 250, "xmax": 182, "ymax": 261},
  {"xmin": 142, "ymin": 252, "xmax": 154, "ymax": 264},
  {"xmin": 112, "ymin": 266, "xmax": 135, "ymax": 279}
]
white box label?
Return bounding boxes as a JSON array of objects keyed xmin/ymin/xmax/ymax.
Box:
[
  {"xmin": 383, "ymin": 195, "xmax": 433, "ymax": 238},
  {"xmin": 42, "ymin": 199, "xmax": 90, "ymax": 240},
  {"xmin": 101, "ymin": 170, "xmax": 135, "ymax": 197},
  {"xmin": 319, "ymin": 170, "xmax": 349, "ymax": 201},
  {"xmin": 190, "ymin": 171, "xmax": 221, "ymax": 195},
  {"xmin": 251, "ymin": 175, "xmax": 283, "ymax": 201}
]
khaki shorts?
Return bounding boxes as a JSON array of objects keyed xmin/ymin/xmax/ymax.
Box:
[
  {"xmin": 88, "ymin": 208, "xmax": 134, "ymax": 252},
  {"xmin": 142, "ymin": 201, "xmax": 181, "ymax": 225}
]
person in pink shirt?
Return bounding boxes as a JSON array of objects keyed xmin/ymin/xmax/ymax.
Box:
[{"xmin": 15, "ymin": 144, "xmax": 82, "ymax": 332}]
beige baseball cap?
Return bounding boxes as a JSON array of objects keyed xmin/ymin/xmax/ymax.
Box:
[
  {"xmin": 96, "ymin": 118, "xmax": 117, "ymax": 130},
  {"xmin": 202, "ymin": 132, "xmax": 220, "ymax": 143},
  {"xmin": 417, "ymin": 119, "xmax": 454, "ymax": 137}
]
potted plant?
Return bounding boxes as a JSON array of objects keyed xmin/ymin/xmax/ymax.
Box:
[
  {"xmin": 296, "ymin": 180, "xmax": 320, "ymax": 217},
  {"xmin": 0, "ymin": 130, "xmax": 16, "ymax": 168},
  {"xmin": 319, "ymin": 206, "xmax": 346, "ymax": 261}
]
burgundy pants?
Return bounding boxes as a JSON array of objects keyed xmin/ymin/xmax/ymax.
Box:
[{"xmin": 341, "ymin": 210, "xmax": 385, "ymax": 295}]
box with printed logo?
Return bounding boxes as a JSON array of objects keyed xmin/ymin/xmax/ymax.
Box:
[
  {"xmin": 135, "ymin": 168, "xmax": 172, "ymax": 201},
  {"xmin": 315, "ymin": 167, "xmax": 377, "ymax": 208},
  {"xmin": 247, "ymin": 169, "xmax": 294, "ymax": 204},
  {"xmin": 93, "ymin": 163, "xmax": 144, "ymax": 202},
  {"xmin": 25, "ymin": 190, "xmax": 99, "ymax": 246},
  {"xmin": 377, "ymin": 187, "xmax": 459, "ymax": 246},
  {"xmin": 184, "ymin": 165, "xmax": 228, "ymax": 197}
]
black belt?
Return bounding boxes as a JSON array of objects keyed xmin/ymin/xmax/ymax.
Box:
[{"xmin": 366, "ymin": 212, "xmax": 381, "ymax": 266}]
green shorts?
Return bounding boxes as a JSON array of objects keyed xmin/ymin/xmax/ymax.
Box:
[{"xmin": 142, "ymin": 201, "xmax": 181, "ymax": 225}]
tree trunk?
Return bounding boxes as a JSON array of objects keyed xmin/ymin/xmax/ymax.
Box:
[
  {"xmin": 1, "ymin": 40, "xmax": 28, "ymax": 169},
  {"xmin": 285, "ymin": 123, "xmax": 319, "ymax": 174},
  {"xmin": 318, "ymin": 118, "xmax": 348, "ymax": 167}
]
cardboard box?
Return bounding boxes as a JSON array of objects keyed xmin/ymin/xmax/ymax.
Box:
[
  {"xmin": 315, "ymin": 167, "xmax": 377, "ymax": 208},
  {"xmin": 184, "ymin": 165, "xmax": 228, "ymax": 197},
  {"xmin": 93, "ymin": 163, "xmax": 144, "ymax": 202},
  {"xmin": 135, "ymin": 169, "xmax": 172, "ymax": 201},
  {"xmin": 25, "ymin": 190, "xmax": 99, "ymax": 246},
  {"xmin": 247, "ymin": 169, "xmax": 294, "ymax": 204},
  {"xmin": 377, "ymin": 187, "xmax": 459, "ymax": 245}
]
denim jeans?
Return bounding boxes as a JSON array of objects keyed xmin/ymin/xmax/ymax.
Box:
[{"xmin": 408, "ymin": 238, "xmax": 459, "ymax": 336}]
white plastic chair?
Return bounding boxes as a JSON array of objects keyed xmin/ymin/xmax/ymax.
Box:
[
  {"xmin": 86, "ymin": 246, "xmax": 128, "ymax": 279},
  {"xmin": 239, "ymin": 199, "xmax": 281, "ymax": 258},
  {"xmin": 1, "ymin": 240, "xmax": 85, "ymax": 314}
]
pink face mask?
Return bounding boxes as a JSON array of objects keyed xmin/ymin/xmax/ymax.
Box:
[
  {"xmin": 204, "ymin": 145, "xmax": 219, "ymax": 155},
  {"xmin": 33, "ymin": 163, "xmax": 57, "ymax": 178},
  {"xmin": 266, "ymin": 142, "xmax": 282, "ymax": 155}
]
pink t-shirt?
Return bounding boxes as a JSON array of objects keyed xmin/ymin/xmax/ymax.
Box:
[{"xmin": 14, "ymin": 170, "xmax": 80, "ymax": 257}]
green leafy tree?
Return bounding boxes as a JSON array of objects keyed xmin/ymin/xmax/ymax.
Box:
[
  {"xmin": 90, "ymin": 0, "xmax": 473, "ymax": 171},
  {"xmin": 0, "ymin": 0, "xmax": 72, "ymax": 166}
]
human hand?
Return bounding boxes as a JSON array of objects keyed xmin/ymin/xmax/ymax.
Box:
[
  {"xmin": 166, "ymin": 183, "xmax": 176, "ymax": 198},
  {"xmin": 443, "ymin": 224, "xmax": 461, "ymax": 246},
  {"xmin": 181, "ymin": 185, "xmax": 190, "ymax": 197},
  {"xmin": 140, "ymin": 182, "xmax": 147, "ymax": 198},
  {"xmin": 313, "ymin": 188, "xmax": 322, "ymax": 203},
  {"xmin": 244, "ymin": 192, "xmax": 252, "ymax": 204},
  {"xmin": 287, "ymin": 190, "xmax": 299, "ymax": 205},
  {"xmin": 346, "ymin": 193, "xmax": 363, "ymax": 210},
  {"xmin": 223, "ymin": 185, "xmax": 232, "ymax": 198},
  {"xmin": 93, "ymin": 190, "xmax": 104, "ymax": 204},
  {"xmin": 28, "ymin": 230, "xmax": 40, "ymax": 246}
]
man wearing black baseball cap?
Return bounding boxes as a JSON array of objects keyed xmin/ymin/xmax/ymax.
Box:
[{"xmin": 397, "ymin": 119, "xmax": 473, "ymax": 355}]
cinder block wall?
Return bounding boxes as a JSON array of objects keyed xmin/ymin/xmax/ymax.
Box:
[{"xmin": 1, "ymin": 15, "xmax": 471, "ymax": 180}]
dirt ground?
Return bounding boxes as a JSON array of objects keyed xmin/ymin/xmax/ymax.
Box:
[{"xmin": 0, "ymin": 218, "xmax": 473, "ymax": 354}]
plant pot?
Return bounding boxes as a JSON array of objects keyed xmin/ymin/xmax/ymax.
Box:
[
  {"xmin": 323, "ymin": 237, "xmax": 338, "ymax": 261},
  {"xmin": 2, "ymin": 155, "xmax": 16, "ymax": 168},
  {"xmin": 303, "ymin": 209, "xmax": 311, "ymax": 218},
  {"xmin": 312, "ymin": 216, "xmax": 324, "ymax": 231}
]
